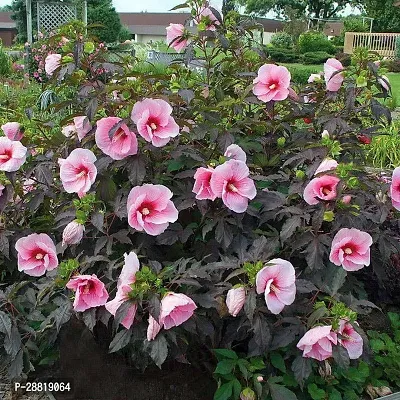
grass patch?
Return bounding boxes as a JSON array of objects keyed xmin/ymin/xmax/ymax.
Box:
[{"xmin": 388, "ymin": 73, "xmax": 400, "ymax": 97}]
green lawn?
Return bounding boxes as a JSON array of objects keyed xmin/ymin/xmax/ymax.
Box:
[{"xmin": 388, "ymin": 73, "xmax": 400, "ymax": 97}]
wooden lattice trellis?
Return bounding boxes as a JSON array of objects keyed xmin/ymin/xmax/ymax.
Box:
[{"xmin": 37, "ymin": 1, "xmax": 77, "ymax": 33}]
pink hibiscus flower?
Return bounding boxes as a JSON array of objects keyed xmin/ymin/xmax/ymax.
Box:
[
  {"xmin": 329, "ymin": 228, "xmax": 372, "ymax": 271},
  {"xmin": 166, "ymin": 23, "xmax": 188, "ymax": 52},
  {"xmin": 224, "ymin": 144, "xmax": 247, "ymax": 162},
  {"xmin": 15, "ymin": 233, "xmax": 58, "ymax": 276},
  {"xmin": 303, "ymin": 175, "xmax": 340, "ymax": 205},
  {"xmin": 390, "ymin": 167, "xmax": 400, "ymax": 210},
  {"xmin": 131, "ymin": 98, "xmax": 179, "ymax": 147},
  {"xmin": 210, "ymin": 159, "xmax": 257, "ymax": 213},
  {"xmin": 74, "ymin": 116, "xmax": 92, "ymax": 141},
  {"xmin": 66, "ymin": 274, "xmax": 109, "ymax": 312},
  {"xmin": 314, "ymin": 159, "xmax": 338, "ymax": 175},
  {"xmin": 297, "ymin": 325, "xmax": 338, "ymax": 361},
  {"xmin": 324, "ymin": 58, "xmax": 344, "ymax": 92},
  {"xmin": 45, "ymin": 53, "xmax": 61, "ymax": 76},
  {"xmin": 253, "ymin": 64, "xmax": 291, "ymax": 103},
  {"xmin": 379, "ymin": 75, "xmax": 390, "ymax": 91},
  {"xmin": 338, "ymin": 320, "xmax": 363, "ymax": 359},
  {"xmin": 105, "ymin": 252, "xmax": 140, "ymax": 329},
  {"xmin": 127, "ymin": 184, "xmax": 179, "ymax": 236},
  {"xmin": 160, "ymin": 292, "xmax": 197, "ymax": 330},
  {"xmin": 195, "ymin": 7, "xmax": 221, "ymax": 31},
  {"xmin": 58, "ymin": 148, "xmax": 97, "ymax": 198},
  {"xmin": 95, "ymin": 117, "xmax": 138, "ymax": 160},
  {"xmin": 1, "ymin": 122, "xmax": 23, "ymax": 141},
  {"xmin": 0, "ymin": 137, "xmax": 27, "ymax": 172},
  {"xmin": 256, "ymin": 258, "xmax": 296, "ymax": 314},
  {"xmin": 193, "ymin": 167, "xmax": 217, "ymax": 200},
  {"xmin": 147, "ymin": 315, "xmax": 162, "ymax": 341},
  {"xmin": 226, "ymin": 286, "xmax": 246, "ymax": 317}
]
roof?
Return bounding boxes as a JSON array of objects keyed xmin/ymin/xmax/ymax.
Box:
[
  {"xmin": 119, "ymin": 12, "xmax": 192, "ymax": 27},
  {"xmin": 0, "ymin": 12, "xmax": 15, "ymax": 29},
  {"xmin": 0, "ymin": 11, "xmax": 284, "ymax": 34},
  {"xmin": 323, "ymin": 21, "xmax": 344, "ymax": 36}
]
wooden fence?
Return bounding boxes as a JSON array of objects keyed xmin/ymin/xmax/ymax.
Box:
[{"xmin": 344, "ymin": 32, "xmax": 400, "ymax": 59}]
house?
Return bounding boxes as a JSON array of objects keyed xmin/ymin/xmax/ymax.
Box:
[
  {"xmin": 0, "ymin": 11, "xmax": 284, "ymax": 46},
  {"xmin": 323, "ymin": 22, "xmax": 344, "ymax": 37},
  {"xmin": 119, "ymin": 12, "xmax": 284, "ymax": 45},
  {"xmin": 0, "ymin": 12, "xmax": 17, "ymax": 46}
]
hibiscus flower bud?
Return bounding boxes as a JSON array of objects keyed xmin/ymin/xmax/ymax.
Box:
[
  {"xmin": 240, "ymin": 388, "xmax": 256, "ymax": 400},
  {"xmin": 256, "ymin": 376, "xmax": 264, "ymax": 382},
  {"xmin": 226, "ymin": 286, "xmax": 246, "ymax": 317},
  {"xmin": 342, "ymin": 195, "xmax": 352, "ymax": 204},
  {"xmin": 321, "ymin": 130, "xmax": 330, "ymax": 138},
  {"xmin": 62, "ymin": 220, "xmax": 85, "ymax": 246}
]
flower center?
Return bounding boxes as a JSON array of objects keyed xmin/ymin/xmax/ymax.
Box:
[
  {"xmin": 0, "ymin": 154, "xmax": 10, "ymax": 160},
  {"xmin": 35, "ymin": 253, "xmax": 44, "ymax": 260},
  {"xmin": 113, "ymin": 128, "xmax": 126, "ymax": 141},
  {"xmin": 344, "ymin": 247, "xmax": 353, "ymax": 255},
  {"xmin": 270, "ymin": 282, "xmax": 280, "ymax": 293},
  {"xmin": 76, "ymin": 170, "xmax": 87, "ymax": 179},
  {"xmin": 83, "ymin": 281, "xmax": 93, "ymax": 294},
  {"xmin": 228, "ymin": 183, "xmax": 238, "ymax": 192},
  {"xmin": 141, "ymin": 207, "xmax": 150, "ymax": 216},
  {"xmin": 322, "ymin": 187, "xmax": 331, "ymax": 195},
  {"xmin": 269, "ymin": 83, "xmax": 277, "ymax": 90},
  {"xmin": 150, "ymin": 123, "xmax": 157, "ymax": 131}
]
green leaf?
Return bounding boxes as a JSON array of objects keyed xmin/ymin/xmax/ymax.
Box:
[
  {"xmin": 388, "ymin": 312, "xmax": 400, "ymax": 329},
  {"xmin": 343, "ymin": 390, "xmax": 359, "ymax": 400},
  {"xmin": 232, "ymin": 379, "xmax": 242, "ymax": 400},
  {"xmin": 249, "ymin": 357, "xmax": 266, "ymax": 371},
  {"xmin": 214, "ymin": 381, "xmax": 233, "ymax": 400},
  {"xmin": 215, "ymin": 359, "xmax": 237, "ymax": 375},
  {"xmin": 269, "ymin": 383, "xmax": 298, "ymax": 400},
  {"xmin": 237, "ymin": 359, "xmax": 250, "ymax": 380},
  {"xmin": 109, "ymin": 329, "xmax": 132, "ymax": 353},
  {"xmin": 213, "ymin": 349, "xmax": 239, "ymax": 360},
  {"xmin": 329, "ymin": 388, "xmax": 342, "ymax": 400},
  {"xmin": 307, "ymin": 383, "xmax": 326, "ymax": 400},
  {"xmin": 270, "ymin": 352, "xmax": 286, "ymax": 373},
  {"xmin": 167, "ymin": 158, "xmax": 185, "ymax": 173}
]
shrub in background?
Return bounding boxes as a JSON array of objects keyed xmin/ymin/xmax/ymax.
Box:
[
  {"xmin": 387, "ymin": 59, "xmax": 400, "ymax": 73},
  {"xmin": 286, "ymin": 64, "xmax": 321, "ymax": 84},
  {"xmin": 298, "ymin": 31, "xmax": 335, "ymax": 54},
  {"xmin": 395, "ymin": 36, "xmax": 400, "ymax": 60},
  {"xmin": 0, "ymin": 45, "xmax": 11, "ymax": 76},
  {"xmin": 266, "ymin": 47, "xmax": 301, "ymax": 63},
  {"xmin": 301, "ymin": 51, "xmax": 332, "ymax": 65},
  {"xmin": 270, "ymin": 31, "xmax": 293, "ymax": 49}
]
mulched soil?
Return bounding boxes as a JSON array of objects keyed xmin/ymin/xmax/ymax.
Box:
[{"xmin": 51, "ymin": 318, "xmax": 215, "ymax": 400}]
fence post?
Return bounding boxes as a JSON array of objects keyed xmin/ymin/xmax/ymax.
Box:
[{"xmin": 344, "ymin": 32, "xmax": 355, "ymax": 54}]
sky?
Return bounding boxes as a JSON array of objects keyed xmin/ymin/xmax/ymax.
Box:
[
  {"xmin": 0, "ymin": 0, "xmax": 223, "ymax": 12},
  {"xmin": 0, "ymin": 0, "xmax": 358, "ymax": 16}
]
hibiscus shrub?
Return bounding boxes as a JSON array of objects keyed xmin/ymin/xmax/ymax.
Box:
[{"xmin": 0, "ymin": 1, "xmax": 399, "ymax": 397}]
